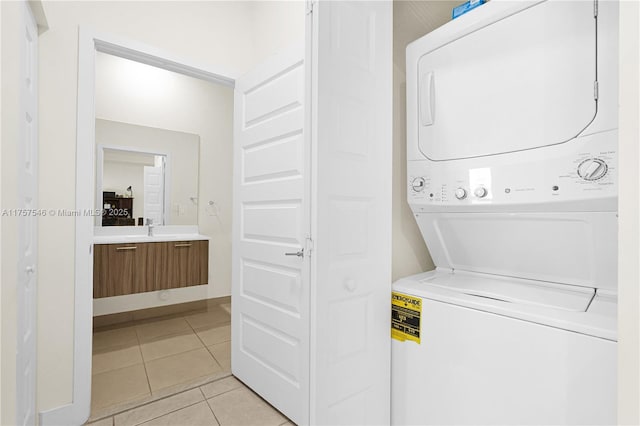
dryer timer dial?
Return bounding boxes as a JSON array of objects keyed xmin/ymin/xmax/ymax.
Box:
[
  {"xmin": 411, "ymin": 177, "xmax": 426, "ymax": 192},
  {"xmin": 577, "ymin": 158, "xmax": 608, "ymax": 181}
]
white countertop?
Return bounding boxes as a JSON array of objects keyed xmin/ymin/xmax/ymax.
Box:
[
  {"xmin": 93, "ymin": 225, "xmax": 209, "ymax": 244},
  {"xmin": 93, "ymin": 234, "xmax": 209, "ymax": 244}
]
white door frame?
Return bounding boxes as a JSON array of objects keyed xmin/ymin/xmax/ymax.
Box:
[{"xmin": 38, "ymin": 28, "xmax": 236, "ymax": 425}]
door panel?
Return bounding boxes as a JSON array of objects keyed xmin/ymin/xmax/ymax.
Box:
[
  {"xmin": 241, "ymin": 259, "xmax": 302, "ymax": 314},
  {"xmin": 17, "ymin": 2, "xmax": 38, "ymax": 424},
  {"xmin": 242, "ymin": 132, "xmax": 303, "ymax": 183},
  {"xmin": 417, "ymin": 0, "xmax": 596, "ymax": 161},
  {"xmin": 241, "ymin": 201, "xmax": 303, "ymax": 244},
  {"xmin": 312, "ymin": 1, "xmax": 392, "ymax": 424},
  {"xmin": 232, "ymin": 44, "xmax": 309, "ymax": 425},
  {"xmin": 243, "ymin": 64, "xmax": 303, "ymax": 126}
]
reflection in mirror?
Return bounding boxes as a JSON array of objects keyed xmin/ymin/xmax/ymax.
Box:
[
  {"xmin": 95, "ymin": 119, "xmax": 200, "ymax": 227},
  {"xmin": 101, "ymin": 148, "xmax": 166, "ymax": 226}
]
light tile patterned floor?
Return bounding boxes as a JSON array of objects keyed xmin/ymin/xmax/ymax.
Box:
[
  {"xmin": 90, "ymin": 303, "xmax": 236, "ymax": 418},
  {"xmin": 87, "ymin": 376, "xmax": 294, "ymax": 426}
]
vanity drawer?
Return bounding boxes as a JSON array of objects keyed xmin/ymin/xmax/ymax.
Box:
[
  {"xmin": 93, "ymin": 243, "xmax": 154, "ymax": 298},
  {"xmin": 156, "ymin": 241, "xmax": 209, "ymax": 289},
  {"xmin": 93, "ymin": 240, "xmax": 209, "ymax": 298}
]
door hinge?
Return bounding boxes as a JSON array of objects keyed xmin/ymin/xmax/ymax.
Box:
[
  {"xmin": 306, "ymin": 0, "xmax": 314, "ymax": 15},
  {"xmin": 594, "ymin": 0, "xmax": 598, "ymax": 17},
  {"xmin": 594, "ymin": 80, "xmax": 599, "ymax": 100},
  {"xmin": 305, "ymin": 236, "xmax": 314, "ymax": 257}
]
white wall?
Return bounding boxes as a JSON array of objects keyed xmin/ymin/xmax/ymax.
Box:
[
  {"xmin": 392, "ymin": 63, "xmax": 433, "ymax": 280},
  {"xmin": 390, "ymin": 3, "xmax": 452, "ymax": 280},
  {"xmin": 618, "ymin": 0, "xmax": 640, "ymax": 422},
  {"xmin": 36, "ymin": 0, "xmax": 304, "ymax": 414},
  {"xmin": 96, "ymin": 118, "xmax": 200, "ymax": 226},
  {"xmin": 249, "ymin": 0, "xmax": 305, "ymax": 66}
]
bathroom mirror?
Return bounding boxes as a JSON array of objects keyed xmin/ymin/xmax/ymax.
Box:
[{"xmin": 95, "ymin": 119, "xmax": 200, "ymax": 227}]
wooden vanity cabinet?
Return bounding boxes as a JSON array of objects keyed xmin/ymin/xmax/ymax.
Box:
[
  {"xmin": 93, "ymin": 240, "xmax": 208, "ymax": 298},
  {"xmin": 93, "ymin": 243, "xmax": 153, "ymax": 298},
  {"xmin": 156, "ymin": 241, "xmax": 209, "ymax": 290}
]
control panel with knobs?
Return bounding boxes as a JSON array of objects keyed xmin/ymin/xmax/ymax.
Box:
[
  {"xmin": 454, "ymin": 188, "xmax": 467, "ymax": 200},
  {"xmin": 411, "ymin": 177, "xmax": 426, "ymax": 192},
  {"xmin": 474, "ymin": 187, "xmax": 488, "ymax": 198},
  {"xmin": 577, "ymin": 158, "xmax": 608, "ymax": 181},
  {"xmin": 406, "ymin": 131, "xmax": 617, "ymax": 209}
]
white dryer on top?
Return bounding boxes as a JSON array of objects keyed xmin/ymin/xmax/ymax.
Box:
[{"xmin": 393, "ymin": 0, "xmax": 619, "ymax": 424}]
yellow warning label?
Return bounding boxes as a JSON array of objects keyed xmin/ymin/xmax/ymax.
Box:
[{"xmin": 391, "ymin": 292, "xmax": 421, "ymax": 344}]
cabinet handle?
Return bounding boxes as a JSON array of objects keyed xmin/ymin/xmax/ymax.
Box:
[
  {"xmin": 116, "ymin": 246, "xmax": 137, "ymax": 251},
  {"xmin": 175, "ymin": 243, "xmax": 193, "ymax": 248}
]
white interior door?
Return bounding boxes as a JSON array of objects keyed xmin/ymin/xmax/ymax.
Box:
[
  {"xmin": 311, "ymin": 1, "xmax": 392, "ymax": 424},
  {"xmin": 232, "ymin": 44, "xmax": 309, "ymax": 425},
  {"xmin": 17, "ymin": 1, "xmax": 38, "ymax": 425},
  {"xmin": 143, "ymin": 165, "xmax": 164, "ymax": 224}
]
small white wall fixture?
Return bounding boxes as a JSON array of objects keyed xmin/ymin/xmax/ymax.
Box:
[{"xmin": 38, "ymin": 28, "xmax": 236, "ymax": 425}]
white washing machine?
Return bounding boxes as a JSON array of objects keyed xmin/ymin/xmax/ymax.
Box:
[{"xmin": 393, "ymin": 0, "xmax": 619, "ymax": 424}]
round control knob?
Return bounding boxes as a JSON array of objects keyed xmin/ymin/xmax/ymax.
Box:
[
  {"xmin": 474, "ymin": 187, "xmax": 488, "ymax": 198},
  {"xmin": 454, "ymin": 188, "xmax": 467, "ymax": 200},
  {"xmin": 411, "ymin": 177, "xmax": 426, "ymax": 192},
  {"xmin": 577, "ymin": 158, "xmax": 608, "ymax": 181}
]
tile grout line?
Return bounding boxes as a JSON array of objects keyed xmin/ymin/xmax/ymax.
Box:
[
  {"xmin": 138, "ymin": 331, "xmax": 205, "ymax": 364},
  {"xmin": 182, "ymin": 309, "xmax": 230, "ymax": 370},
  {"xmin": 205, "ymin": 345, "xmax": 224, "ymax": 370},
  {"xmin": 90, "ymin": 374, "xmax": 233, "ymax": 425},
  {"xmin": 131, "ymin": 323, "xmax": 151, "ymax": 396},
  {"xmin": 127, "ymin": 394, "xmax": 205, "ymax": 426},
  {"xmin": 203, "ymin": 385, "xmax": 243, "ymax": 402},
  {"xmin": 134, "ymin": 321, "xmax": 155, "ymax": 405},
  {"xmin": 199, "ymin": 387, "xmax": 223, "ymax": 426},
  {"xmin": 186, "ymin": 313, "xmax": 210, "ymax": 350}
]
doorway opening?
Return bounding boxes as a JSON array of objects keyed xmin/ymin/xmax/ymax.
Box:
[{"xmin": 90, "ymin": 48, "xmax": 236, "ymax": 418}]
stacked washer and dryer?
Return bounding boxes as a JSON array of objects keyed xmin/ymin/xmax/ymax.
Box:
[{"xmin": 392, "ymin": 0, "xmax": 618, "ymax": 424}]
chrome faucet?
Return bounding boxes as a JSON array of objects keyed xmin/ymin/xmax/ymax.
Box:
[{"xmin": 146, "ymin": 218, "xmax": 155, "ymax": 237}]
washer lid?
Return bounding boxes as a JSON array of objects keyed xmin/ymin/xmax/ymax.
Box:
[
  {"xmin": 393, "ymin": 270, "xmax": 616, "ymax": 340},
  {"xmin": 419, "ymin": 270, "xmax": 595, "ymax": 312},
  {"xmin": 416, "ymin": 0, "xmax": 596, "ymax": 161}
]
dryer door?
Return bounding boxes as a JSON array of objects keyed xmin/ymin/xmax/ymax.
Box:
[{"xmin": 417, "ymin": 0, "xmax": 596, "ymax": 161}]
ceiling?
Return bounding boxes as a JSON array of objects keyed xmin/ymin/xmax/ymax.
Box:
[{"xmin": 393, "ymin": 0, "xmax": 459, "ymax": 70}]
